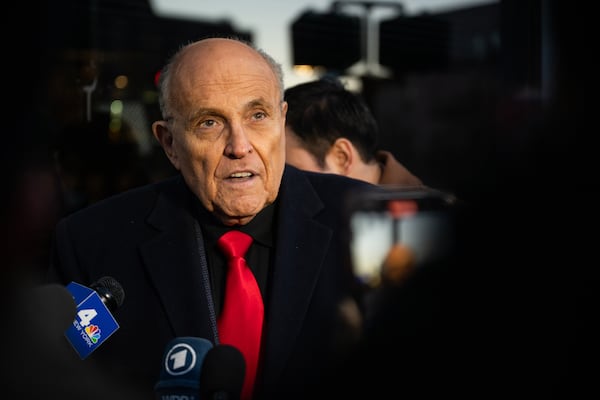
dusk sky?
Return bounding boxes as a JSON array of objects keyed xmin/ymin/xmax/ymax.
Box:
[{"xmin": 149, "ymin": 0, "xmax": 495, "ymax": 87}]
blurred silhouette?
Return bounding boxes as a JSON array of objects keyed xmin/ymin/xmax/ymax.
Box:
[
  {"xmin": 328, "ymin": 3, "xmax": 597, "ymax": 398},
  {"xmin": 1, "ymin": 107, "xmax": 145, "ymax": 399}
]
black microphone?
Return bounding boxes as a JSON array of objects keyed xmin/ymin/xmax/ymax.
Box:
[
  {"xmin": 200, "ymin": 345, "xmax": 246, "ymax": 400},
  {"xmin": 89, "ymin": 276, "xmax": 125, "ymax": 312},
  {"xmin": 64, "ymin": 276, "xmax": 125, "ymax": 359},
  {"xmin": 154, "ymin": 337, "xmax": 214, "ymax": 400}
]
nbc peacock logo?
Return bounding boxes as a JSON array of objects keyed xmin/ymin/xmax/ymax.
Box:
[{"xmin": 84, "ymin": 325, "xmax": 102, "ymax": 344}]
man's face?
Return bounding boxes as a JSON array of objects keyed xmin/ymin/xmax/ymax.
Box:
[
  {"xmin": 284, "ymin": 127, "xmax": 327, "ymax": 173},
  {"xmin": 153, "ymin": 39, "xmax": 287, "ymax": 226}
]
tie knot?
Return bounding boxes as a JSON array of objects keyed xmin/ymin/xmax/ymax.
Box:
[{"xmin": 218, "ymin": 230, "xmax": 253, "ymax": 259}]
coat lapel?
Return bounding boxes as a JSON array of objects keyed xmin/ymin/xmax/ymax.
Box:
[
  {"xmin": 139, "ymin": 178, "xmax": 217, "ymax": 341},
  {"xmin": 261, "ymin": 167, "xmax": 334, "ymax": 384}
]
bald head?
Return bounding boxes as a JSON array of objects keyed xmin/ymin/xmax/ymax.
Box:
[{"xmin": 158, "ymin": 38, "xmax": 284, "ymax": 121}]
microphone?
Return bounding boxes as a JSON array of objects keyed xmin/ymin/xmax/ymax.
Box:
[
  {"xmin": 154, "ymin": 337, "xmax": 214, "ymax": 400},
  {"xmin": 89, "ymin": 276, "xmax": 125, "ymax": 313},
  {"xmin": 200, "ymin": 344, "xmax": 246, "ymax": 400},
  {"xmin": 64, "ymin": 276, "xmax": 125, "ymax": 359}
]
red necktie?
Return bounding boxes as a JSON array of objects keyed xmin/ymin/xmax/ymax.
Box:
[{"xmin": 217, "ymin": 230, "xmax": 264, "ymax": 400}]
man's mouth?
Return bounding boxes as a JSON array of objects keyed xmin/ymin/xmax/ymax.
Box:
[{"xmin": 229, "ymin": 172, "xmax": 253, "ymax": 178}]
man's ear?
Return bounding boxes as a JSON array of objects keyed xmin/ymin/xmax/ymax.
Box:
[
  {"xmin": 152, "ymin": 120, "xmax": 180, "ymax": 170},
  {"xmin": 325, "ymin": 137, "xmax": 355, "ymax": 175}
]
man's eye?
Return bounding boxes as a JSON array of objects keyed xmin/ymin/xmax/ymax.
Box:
[
  {"xmin": 252, "ymin": 112, "xmax": 266, "ymax": 120},
  {"xmin": 200, "ymin": 119, "xmax": 217, "ymax": 128}
]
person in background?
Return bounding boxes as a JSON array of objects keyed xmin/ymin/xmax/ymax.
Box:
[
  {"xmin": 284, "ymin": 77, "xmax": 423, "ymax": 186},
  {"xmin": 47, "ymin": 36, "xmax": 376, "ymax": 400}
]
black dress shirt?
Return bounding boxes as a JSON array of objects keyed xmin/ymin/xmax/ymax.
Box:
[{"xmin": 194, "ymin": 197, "xmax": 277, "ymax": 317}]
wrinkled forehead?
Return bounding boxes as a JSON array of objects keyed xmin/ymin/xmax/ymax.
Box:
[{"xmin": 172, "ymin": 40, "xmax": 280, "ymax": 101}]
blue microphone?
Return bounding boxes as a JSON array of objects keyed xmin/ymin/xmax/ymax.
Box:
[
  {"xmin": 154, "ymin": 337, "xmax": 214, "ymax": 400},
  {"xmin": 64, "ymin": 276, "xmax": 125, "ymax": 359}
]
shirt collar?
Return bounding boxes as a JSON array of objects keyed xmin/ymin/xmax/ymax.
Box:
[{"xmin": 193, "ymin": 192, "xmax": 277, "ymax": 248}]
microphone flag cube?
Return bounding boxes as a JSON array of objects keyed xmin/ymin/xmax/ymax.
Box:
[{"xmin": 64, "ymin": 281, "xmax": 120, "ymax": 359}]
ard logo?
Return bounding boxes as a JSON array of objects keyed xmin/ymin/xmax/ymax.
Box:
[{"xmin": 165, "ymin": 343, "xmax": 197, "ymax": 376}]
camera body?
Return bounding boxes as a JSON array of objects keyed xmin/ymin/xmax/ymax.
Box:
[{"xmin": 342, "ymin": 186, "xmax": 462, "ymax": 288}]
